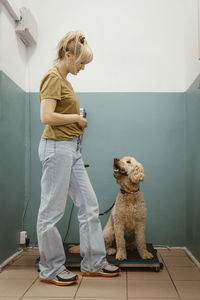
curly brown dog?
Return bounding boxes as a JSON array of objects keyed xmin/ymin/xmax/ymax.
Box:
[
  {"xmin": 103, "ymin": 156, "xmax": 153, "ymax": 260},
  {"xmin": 69, "ymin": 156, "xmax": 153, "ymax": 261}
]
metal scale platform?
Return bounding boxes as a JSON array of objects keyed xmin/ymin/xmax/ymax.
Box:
[{"xmin": 64, "ymin": 243, "xmax": 163, "ymax": 272}]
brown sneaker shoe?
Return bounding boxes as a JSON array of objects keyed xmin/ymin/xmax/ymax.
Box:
[
  {"xmin": 40, "ymin": 269, "xmax": 79, "ymax": 286},
  {"xmin": 81, "ymin": 264, "xmax": 120, "ymax": 277}
]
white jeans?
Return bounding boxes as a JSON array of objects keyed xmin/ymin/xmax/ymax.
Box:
[{"xmin": 37, "ymin": 137, "xmax": 107, "ymax": 280}]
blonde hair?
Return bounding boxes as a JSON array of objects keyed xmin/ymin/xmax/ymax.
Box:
[{"xmin": 55, "ymin": 30, "xmax": 93, "ymax": 65}]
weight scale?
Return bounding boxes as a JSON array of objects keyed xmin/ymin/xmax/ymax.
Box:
[{"xmin": 64, "ymin": 243, "xmax": 163, "ymax": 272}]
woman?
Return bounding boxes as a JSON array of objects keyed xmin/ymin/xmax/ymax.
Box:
[{"xmin": 37, "ymin": 30, "xmax": 120, "ymax": 286}]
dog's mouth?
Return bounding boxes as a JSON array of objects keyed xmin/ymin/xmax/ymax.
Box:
[
  {"xmin": 113, "ymin": 167, "xmax": 128, "ymax": 176},
  {"xmin": 113, "ymin": 159, "xmax": 128, "ymax": 176}
]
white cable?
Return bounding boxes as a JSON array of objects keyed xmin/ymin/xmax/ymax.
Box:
[{"xmin": 1, "ymin": 0, "xmax": 21, "ymax": 21}]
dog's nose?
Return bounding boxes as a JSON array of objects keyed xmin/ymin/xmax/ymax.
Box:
[{"xmin": 114, "ymin": 158, "xmax": 120, "ymax": 163}]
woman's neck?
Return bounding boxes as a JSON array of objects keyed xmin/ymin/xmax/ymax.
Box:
[{"xmin": 55, "ymin": 61, "xmax": 69, "ymax": 79}]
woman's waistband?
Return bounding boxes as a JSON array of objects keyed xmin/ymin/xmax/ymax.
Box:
[{"xmin": 40, "ymin": 135, "xmax": 81, "ymax": 143}]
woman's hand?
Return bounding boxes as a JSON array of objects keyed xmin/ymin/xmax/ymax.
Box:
[
  {"xmin": 77, "ymin": 115, "xmax": 88, "ymax": 129},
  {"xmin": 40, "ymin": 99, "xmax": 88, "ymax": 128}
]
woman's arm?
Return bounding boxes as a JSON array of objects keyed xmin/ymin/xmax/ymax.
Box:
[{"xmin": 40, "ymin": 98, "xmax": 88, "ymax": 129}]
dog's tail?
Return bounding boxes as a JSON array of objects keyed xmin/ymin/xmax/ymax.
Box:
[{"xmin": 68, "ymin": 244, "xmax": 80, "ymax": 253}]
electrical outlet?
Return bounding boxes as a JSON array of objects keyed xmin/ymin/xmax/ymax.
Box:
[{"xmin": 20, "ymin": 231, "xmax": 27, "ymax": 244}]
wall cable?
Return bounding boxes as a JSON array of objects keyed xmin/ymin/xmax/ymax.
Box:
[{"xmin": 22, "ymin": 52, "xmax": 31, "ymax": 231}]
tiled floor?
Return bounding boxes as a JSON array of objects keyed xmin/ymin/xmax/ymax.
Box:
[{"xmin": 0, "ymin": 247, "xmax": 200, "ymax": 299}]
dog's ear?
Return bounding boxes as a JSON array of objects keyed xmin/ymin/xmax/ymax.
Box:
[{"xmin": 129, "ymin": 164, "xmax": 145, "ymax": 183}]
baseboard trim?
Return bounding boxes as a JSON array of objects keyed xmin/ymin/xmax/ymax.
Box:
[
  {"xmin": 0, "ymin": 249, "xmax": 23, "ymax": 272},
  {"xmin": 183, "ymin": 246, "xmax": 200, "ymax": 270}
]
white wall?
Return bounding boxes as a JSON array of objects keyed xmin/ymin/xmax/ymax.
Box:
[
  {"xmin": 184, "ymin": 0, "xmax": 200, "ymax": 89},
  {"xmin": 0, "ymin": 1, "xmax": 27, "ymax": 90},
  {"xmin": 3, "ymin": 0, "xmax": 200, "ymax": 92}
]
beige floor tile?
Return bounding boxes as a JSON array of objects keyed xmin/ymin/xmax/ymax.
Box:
[
  {"xmin": 76, "ymin": 278, "xmax": 126, "ymax": 298},
  {"xmin": 12, "ymin": 255, "xmax": 39, "ymax": 266},
  {"xmin": 128, "ymin": 268, "xmax": 170, "ymax": 280},
  {"xmin": 0, "ymin": 266, "xmax": 38, "ymax": 279},
  {"xmin": 22, "ymin": 247, "xmax": 40, "ymax": 256},
  {"xmin": 24, "ymin": 278, "xmax": 79, "ymax": 297},
  {"xmin": 23, "ymin": 298, "xmax": 73, "ymax": 300},
  {"xmin": 128, "ymin": 298, "xmax": 179, "ymax": 300},
  {"xmin": 0, "ymin": 278, "xmax": 34, "ymax": 297},
  {"xmin": 157, "ymin": 252, "xmax": 164, "ymax": 263},
  {"xmin": 174, "ymin": 280, "xmax": 200, "ymax": 298},
  {"xmin": 158, "ymin": 249, "xmax": 186, "ymax": 257},
  {"xmin": 168, "ymin": 266, "xmax": 200, "ymax": 281},
  {"xmin": 128, "ymin": 279, "xmax": 179, "ymax": 298},
  {"xmin": 75, "ymin": 298, "xmax": 125, "ymax": 300},
  {"xmin": 162, "ymin": 256, "xmax": 195, "ymax": 267},
  {"xmin": 0, "ymin": 298, "xmax": 20, "ymax": 300}
]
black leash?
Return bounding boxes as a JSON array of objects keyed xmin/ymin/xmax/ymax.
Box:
[
  {"xmin": 99, "ymin": 188, "xmax": 140, "ymax": 216},
  {"xmin": 99, "ymin": 201, "xmax": 115, "ymax": 216}
]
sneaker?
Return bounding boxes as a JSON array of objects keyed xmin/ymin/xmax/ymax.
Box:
[
  {"xmin": 40, "ymin": 269, "xmax": 79, "ymax": 286},
  {"xmin": 81, "ymin": 264, "xmax": 120, "ymax": 277}
]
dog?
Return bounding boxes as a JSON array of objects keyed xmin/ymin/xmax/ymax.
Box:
[
  {"xmin": 69, "ymin": 156, "xmax": 153, "ymax": 261},
  {"xmin": 103, "ymin": 156, "xmax": 153, "ymax": 260}
]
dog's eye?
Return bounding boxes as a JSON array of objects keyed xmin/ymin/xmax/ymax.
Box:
[{"xmin": 126, "ymin": 160, "xmax": 131, "ymax": 164}]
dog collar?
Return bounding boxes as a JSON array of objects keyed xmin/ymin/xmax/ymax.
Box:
[{"xmin": 120, "ymin": 188, "xmax": 140, "ymax": 194}]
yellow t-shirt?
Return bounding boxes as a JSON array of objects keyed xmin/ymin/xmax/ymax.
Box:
[{"xmin": 39, "ymin": 67, "xmax": 83, "ymax": 140}]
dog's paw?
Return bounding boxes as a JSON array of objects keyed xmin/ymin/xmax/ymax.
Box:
[
  {"xmin": 68, "ymin": 245, "xmax": 80, "ymax": 253},
  {"xmin": 116, "ymin": 250, "xmax": 127, "ymax": 261},
  {"xmin": 140, "ymin": 251, "xmax": 154, "ymax": 259},
  {"xmin": 106, "ymin": 248, "xmax": 116, "ymax": 255}
]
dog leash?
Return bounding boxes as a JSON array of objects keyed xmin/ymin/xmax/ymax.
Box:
[
  {"xmin": 99, "ymin": 201, "xmax": 116, "ymax": 216},
  {"xmin": 99, "ymin": 188, "xmax": 140, "ymax": 216}
]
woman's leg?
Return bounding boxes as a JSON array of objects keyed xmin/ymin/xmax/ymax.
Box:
[
  {"xmin": 37, "ymin": 139, "xmax": 74, "ymax": 280},
  {"xmin": 68, "ymin": 151, "xmax": 108, "ymax": 273}
]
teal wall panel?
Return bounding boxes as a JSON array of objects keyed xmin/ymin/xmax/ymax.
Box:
[
  {"xmin": 0, "ymin": 71, "xmax": 25, "ymax": 263},
  {"xmin": 24, "ymin": 92, "xmax": 186, "ymax": 247},
  {"xmin": 186, "ymin": 75, "xmax": 200, "ymax": 262}
]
